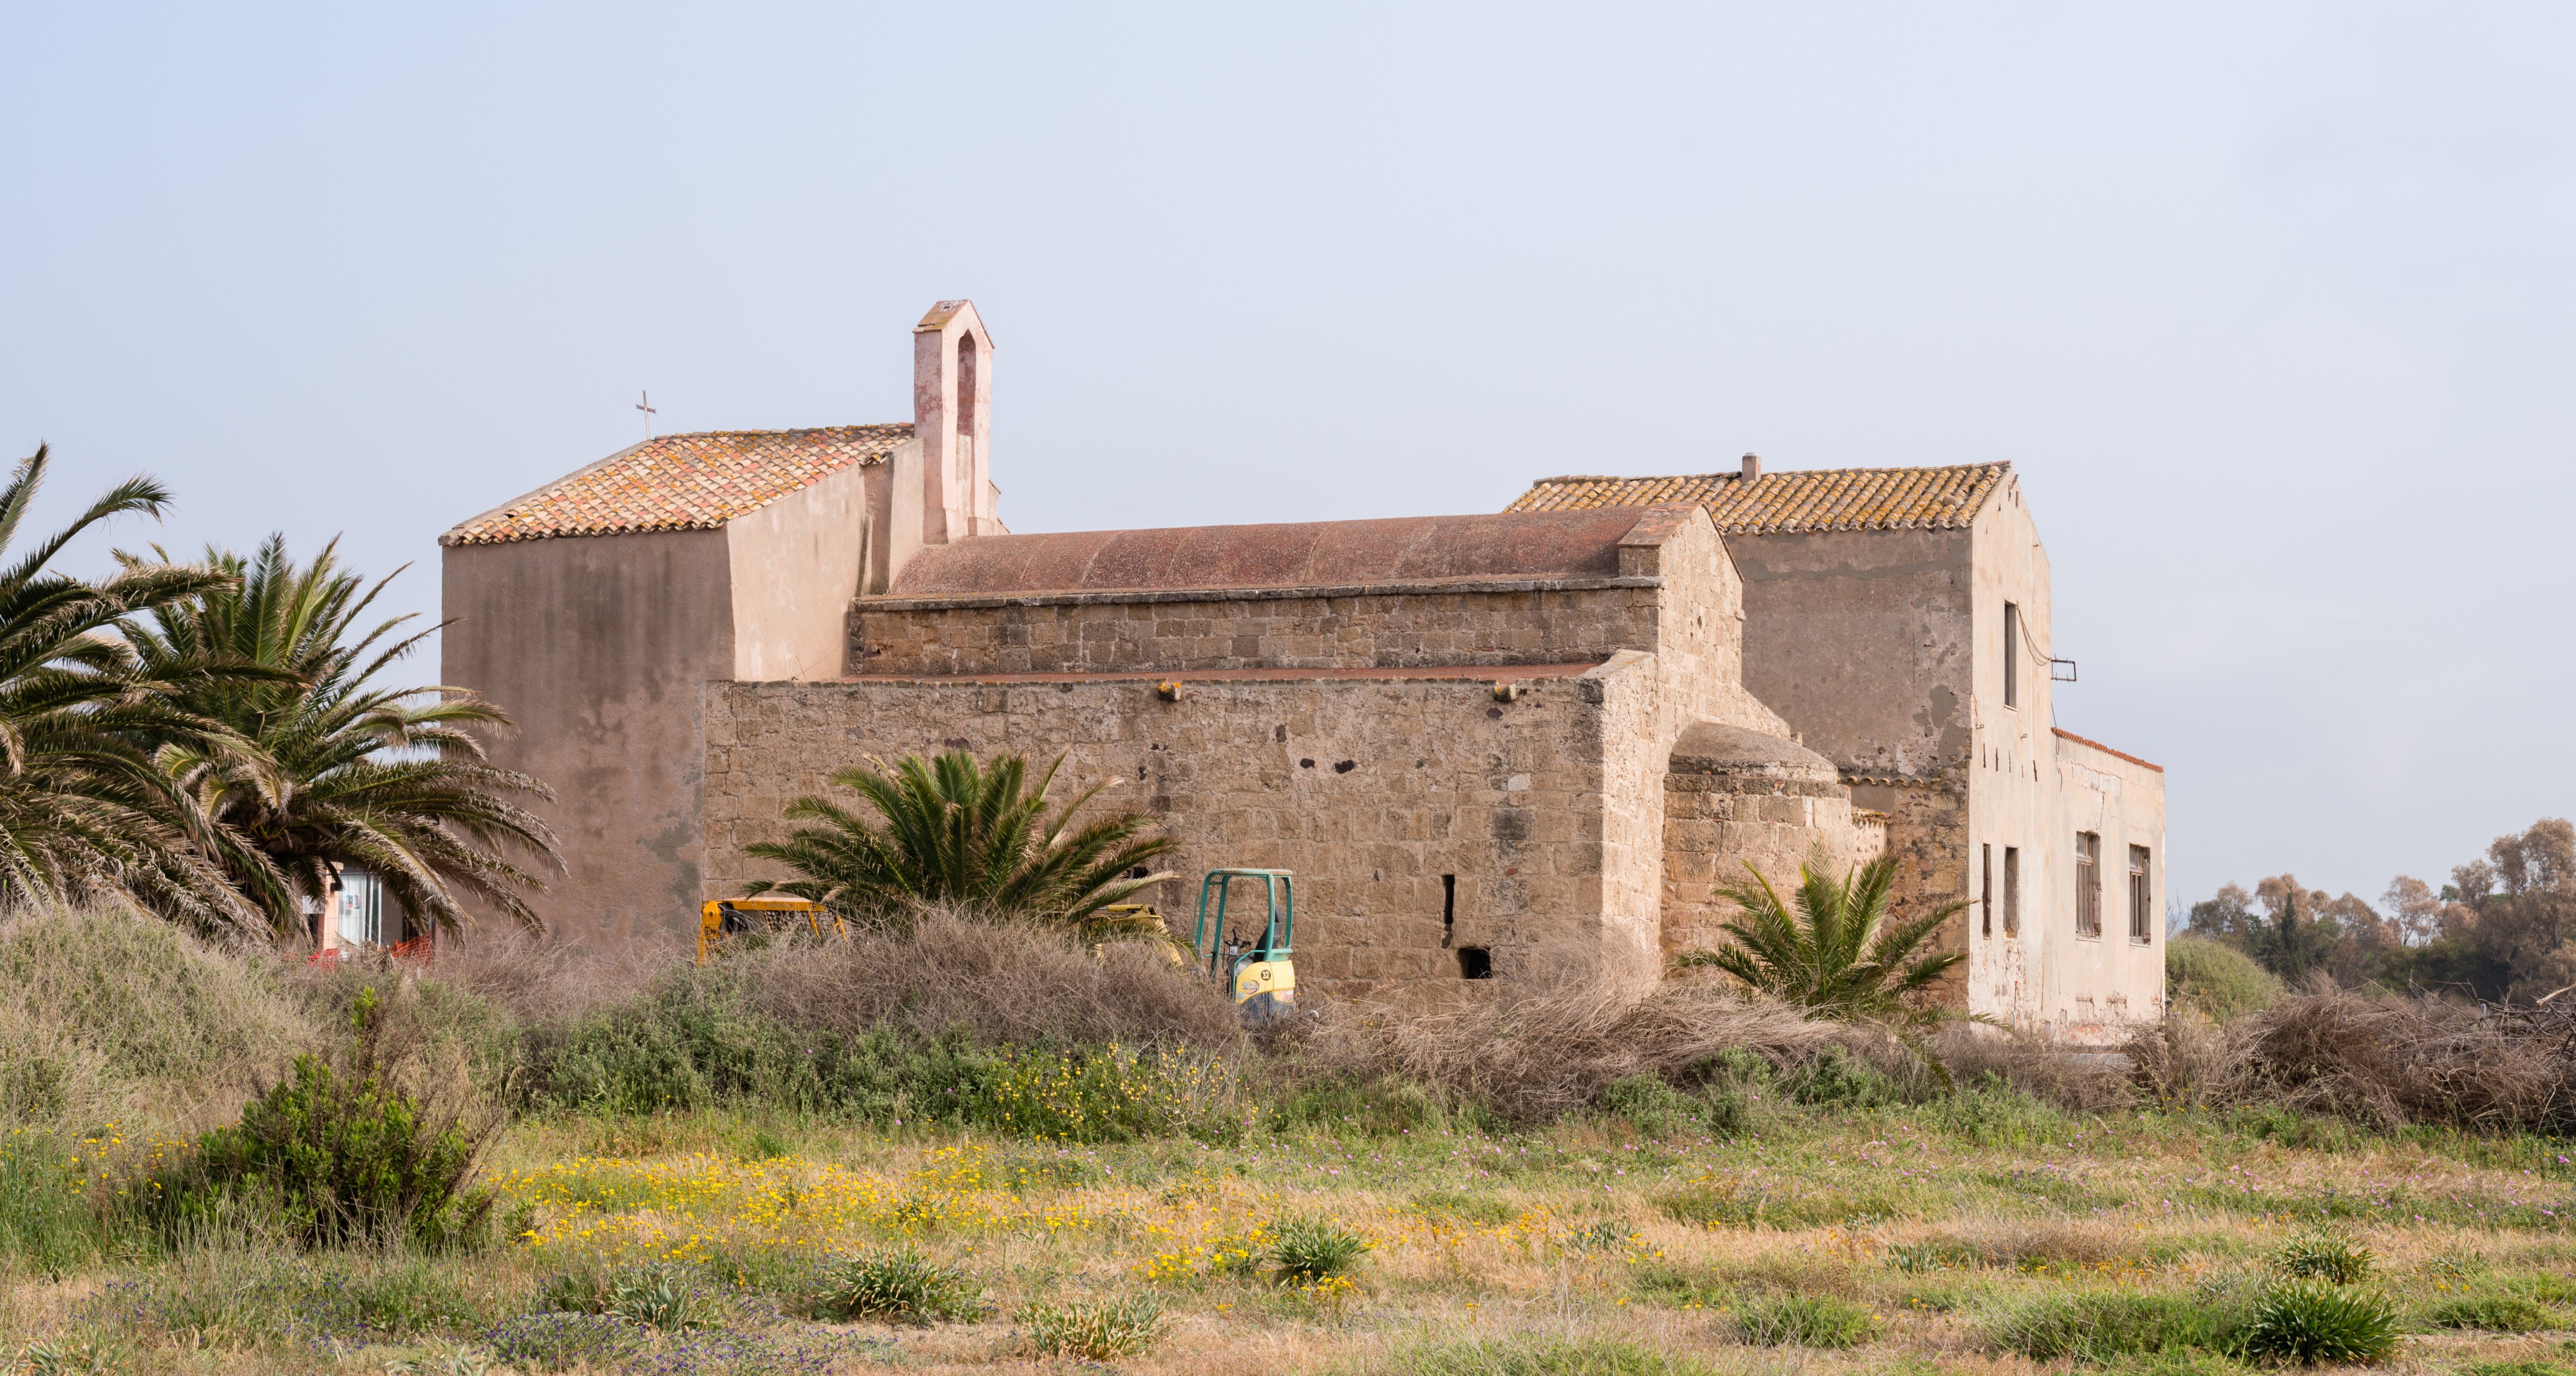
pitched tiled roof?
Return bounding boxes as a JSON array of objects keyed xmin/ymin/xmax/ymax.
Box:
[
  {"xmin": 1502, "ymin": 463, "xmax": 2008, "ymax": 534},
  {"xmin": 442, "ymin": 425, "xmax": 913, "ymax": 546}
]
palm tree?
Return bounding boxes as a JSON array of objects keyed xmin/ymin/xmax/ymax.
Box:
[
  {"xmin": 126, "ymin": 534, "xmax": 560, "ymax": 939},
  {"xmin": 0, "ymin": 445, "xmax": 265, "ymax": 933},
  {"xmin": 744, "ymin": 749, "xmax": 1177, "ymax": 938},
  {"xmin": 1676, "ymin": 855, "xmax": 1967, "ymax": 1027}
]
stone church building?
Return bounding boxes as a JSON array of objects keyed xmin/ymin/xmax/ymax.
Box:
[{"xmin": 442, "ymin": 301, "xmax": 2166, "ymax": 1038}]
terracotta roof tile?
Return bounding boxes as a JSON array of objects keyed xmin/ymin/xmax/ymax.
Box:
[
  {"xmin": 1502, "ymin": 463, "xmax": 2007, "ymax": 534},
  {"xmin": 442, "ymin": 424, "xmax": 912, "ymax": 546}
]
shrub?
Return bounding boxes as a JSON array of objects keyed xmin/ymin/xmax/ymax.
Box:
[
  {"xmin": 1600, "ymin": 1075, "xmax": 1700, "ymax": 1138},
  {"xmin": 1779, "ymin": 1047, "xmax": 1902, "ymax": 1108},
  {"xmin": 1730, "ymin": 1294, "xmax": 1879, "ymax": 1348},
  {"xmin": 2422, "ymin": 1294, "xmax": 2552, "ymax": 1332},
  {"xmin": 1269, "ymin": 1216, "xmax": 1369, "ymax": 1283},
  {"xmin": 538, "ymin": 1259, "xmax": 721, "ymax": 1331},
  {"xmin": 1019, "ymin": 1294, "xmax": 1166, "ymax": 1360},
  {"xmin": 804, "ymin": 1247, "xmax": 985, "ymax": 1324},
  {"xmin": 2237, "ymin": 1280, "xmax": 2400, "ymax": 1365},
  {"xmin": 152, "ymin": 989, "xmax": 496, "ymax": 1248},
  {"xmin": 2167, "ymin": 937, "xmax": 2282, "ymax": 1021},
  {"xmin": 607, "ymin": 1263, "xmax": 722, "ymax": 1331},
  {"xmin": 1990, "ymin": 1292, "xmax": 2226, "ymax": 1362},
  {"xmin": 1701, "ymin": 1085, "xmax": 1755, "ymax": 1138},
  {"xmin": 2273, "ymin": 1232, "xmax": 2373, "ymax": 1283}
]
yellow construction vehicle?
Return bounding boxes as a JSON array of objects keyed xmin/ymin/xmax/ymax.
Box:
[
  {"xmin": 696, "ymin": 896, "xmax": 849, "ymax": 964},
  {"xmin": 1191, "ymin": 869, "xmax": 1296, "ymax": 1024}
]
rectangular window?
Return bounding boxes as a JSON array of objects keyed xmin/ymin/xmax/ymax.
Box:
[
  {"xmin": 2003, "ymin": 846, "xmax": 2020, "ymax": 935},
  {"xmin": 2129, "ymin": 845, "xmax": 2153, "ymax": 944},
  {"xmin": 2076, "ymin": 832, "xmax": 2102, "ymax": 938},
  {"xmin": 2003, "ymin": 602, "xmax": 2020, "ymax": 709},
  {"xmin": 1981, "ymin": 844, "xmax": 1993, "ymax": 937}
]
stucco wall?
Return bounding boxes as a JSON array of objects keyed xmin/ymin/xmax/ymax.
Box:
[
  {"xmin": 1729, "ymin": 526, "xmax": 1976, "ymax": 778},
  {"xmin": 440, "ymin": 528, "xmax": 735, "ymax": 947},
  {"xmin": 728, "ymin": 457, "xmax": 871, "ymax": 682},
  {"xmin": 860, "ymin": 437, "xmax": 923, "ymax": 595},
  {"xmin": 847, "ymin": 583, "xmax": 1658, "ymax": 677},
  {"xmin": 2049, "ymin": 732, "xmax": 2168, "ymax": 1040},
  {"xmin": 701, "ymin": 662, "xmax": 1658, "ymax": 999},
  {"xmin": 1963, "ymin": 477, "xmax": 2063, "ymax": 1030}
]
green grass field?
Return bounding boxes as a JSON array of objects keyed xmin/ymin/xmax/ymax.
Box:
[{"xmin": 7, "ymin": 1088, "xmax": 2573, "ymax": 1375}]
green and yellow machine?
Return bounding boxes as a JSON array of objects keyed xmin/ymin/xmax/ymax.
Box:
[{"xmin": 1193, "ymin": 868, "xmax": 1296, "ymax": 1024}]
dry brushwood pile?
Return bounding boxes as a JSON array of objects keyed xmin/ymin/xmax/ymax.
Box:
[
  {"xmin": 1296, "ymin": 973, "xmax": 1839, "ymax": 1124},
  {"xmin": 2238, "ymin": 989, "xmax": 2576, "ymax": 1133}
]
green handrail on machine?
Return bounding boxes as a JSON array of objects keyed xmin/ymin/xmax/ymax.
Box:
[{"xmin": 1192, "ymin": 868, "xmax": 1296, "ymax": 1024}]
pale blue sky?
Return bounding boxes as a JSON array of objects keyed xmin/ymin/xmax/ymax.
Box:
[{"xmin": 5, "ymin": 4, "xmax": 2571, "ymax": 910}]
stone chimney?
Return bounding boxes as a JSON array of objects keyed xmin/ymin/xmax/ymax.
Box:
[
  {"xmin": 914, "ymin": 300, "xmax": 997, "ymax": 544},
  {"xmin": 1740, "ymin": 452, "xmax": 1761, "ymax": 484}
]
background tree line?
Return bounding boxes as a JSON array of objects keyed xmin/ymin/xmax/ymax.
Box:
[{"xmin": 2185, "ymin": 816, "xmax": 2576, "ymax": 1003}]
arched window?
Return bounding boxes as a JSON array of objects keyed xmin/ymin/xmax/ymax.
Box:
[{"xmin": 954, "ymin": 332, "xmax": 980, "ymax": 484}]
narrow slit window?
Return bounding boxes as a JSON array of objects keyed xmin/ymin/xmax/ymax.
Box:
[
  {"xmin": 2076, "ymin": 832, "xmax": 2103, "ymax": 938},
  {"xmin": 1981, "ymin": 844, "xmax": 1993, "ymax": 938},
  {"xmin": 2128, "ymin": 846, "xmax": 2153, "ymax": 944},
  {"xmin": 2003, "ymin": 602, "xmax": 2020, "ymax": 709},
  {"xmin": 2003, "ymin": 846, "xmax": 2020, "ymax": 935},
  {"xmin": 1442, "ymin": 874, "xmax": 1456, "ymax": 948}
]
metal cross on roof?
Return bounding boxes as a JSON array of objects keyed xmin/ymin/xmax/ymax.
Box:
[{"xmin": 636, "ymin": 390, "xmax": 658, "ymax": 441}]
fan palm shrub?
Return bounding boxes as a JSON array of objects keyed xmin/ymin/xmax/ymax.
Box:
[
  {"xmin": 0, "ymin": 446, "xmax": 265, "ymax": 933},
  {"xmin": 1678, "ymin": 855, "xmax": 1966, "ymax": 1018},
  {"xmin": 126, "ymin": 535, "xmax": 559, "ymax": 938},
  {"xmin": 1674, "ymin": 855, "xmax": 1970, "ymax": 1075},
  {"xmin": 743, "ymin": 749, "xmax": 1175, "ymax": 937}
]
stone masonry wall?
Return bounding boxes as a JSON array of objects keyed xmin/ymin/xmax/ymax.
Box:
[
  {"xmin": 1850, "ymin": 772, "xmax": 1972, "ymax": 1006},
  {"xmin": 847, "ymin": 583, "xmax": 1656, "ymax": 677},
  {"xmin": 1661, "ymin": 774, "xmax": 1882, "ymax": 956},
  {"xmin": 702, "ymin": 664, "xmax": 1660, "ymax": 999}
]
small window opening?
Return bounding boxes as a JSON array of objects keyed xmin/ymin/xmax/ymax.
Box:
[
  {"xmin": 1981, "ymin": 844, "xmax": 1993, "ymax": 938},
  {"xmin": 2076, "ymin": 832, "xmax": 2103, "ymax": 938},
  {"xmin": 1441, "ymin": 874, "xmax": 1456, "ymax": 948},
  {"xmin": 2128, "ymin": 845, "xmax": 2153, "ymax": 944},
  {"xmin": 1457, "ymin": 946, "xmax": 1493, "ymax": 979},
  {"xmin": 2003, "ymin": 602, "xmax": 2020, "ymax": 709},
  {"xmin": 2003, "ymin": 846, "xmax": 2020, "ymax": 935}
]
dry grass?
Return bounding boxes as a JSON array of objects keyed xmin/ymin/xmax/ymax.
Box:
[
  {"xmin": 740, "ymin": 906, "xmax": 1247, "ymax": 1050},
  {"xmin": 1297, "ymin": 972, "xmax": 1834, "ymax": 1123},
  {"xmin": 0, "ymin": 903, "xmax": 319, "ymax": 1134}
]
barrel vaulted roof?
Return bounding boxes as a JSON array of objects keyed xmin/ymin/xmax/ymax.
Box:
[
  {"xmin": 1504, "ymin": 463, "xmax": 2008, "ymax": 534},
  {"xmin": 441, "ymin": 425, "xmax": 913, "ymax": 546},
  {"xmin": 883, "ymin": 508, "xmax": 1658, "ymax": 599}
]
